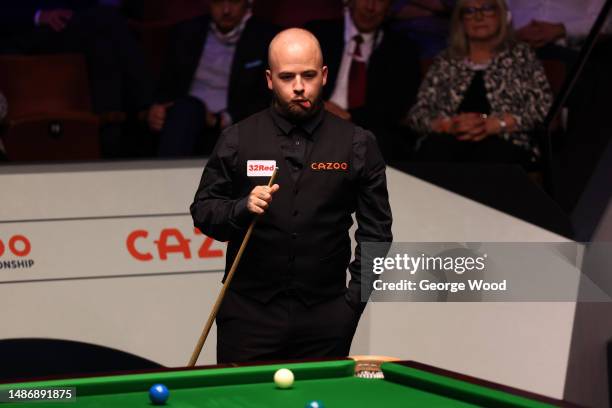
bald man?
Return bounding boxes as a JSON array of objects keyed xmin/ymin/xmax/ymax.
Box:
[{"xmin": 191, "ymin": 28, "xmax": 392, "ymax": 363}]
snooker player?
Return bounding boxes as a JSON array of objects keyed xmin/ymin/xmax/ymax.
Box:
[{"xmin": 190, "ymin": 28, "xmax": 393, "ymax": 363}]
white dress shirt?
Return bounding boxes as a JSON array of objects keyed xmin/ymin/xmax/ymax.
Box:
[
  {"xmin": 329, "ymin": 9, "xmax": 382, "ymax": 110},
  {"xmin": 189, "ymin": 31, "xmax": 235, "ymax": 114},
  {"xmin": 188, "ymin": 13, "xmax": 252, "ymax": 125}
]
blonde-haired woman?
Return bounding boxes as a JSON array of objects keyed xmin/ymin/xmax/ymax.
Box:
[{"xmin": 407, "ymin": 0, "xmax": 553, "ymax": 165}]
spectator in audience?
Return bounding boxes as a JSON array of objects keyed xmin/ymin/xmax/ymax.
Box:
[
  {"xmin": 305, "ymin": 0, "xmax": 421, "ymax": 164},
  {"xmin": 507, "ymin": 0, "xmax": 607, "ymax": 52},
  {"xmin": 149, "ymin": 0, "xmax": 278, "ymax": 157},
  {"xmin": 406, "ymin": 0, "xmax": 553, "ymax": 167},
  {"xmin": 0, "ymin": 1, "xmax": 155, "ymax": 157},
  {"xmin": 390, "ymin": 0, "xmax": 457, "ymax": 58}
]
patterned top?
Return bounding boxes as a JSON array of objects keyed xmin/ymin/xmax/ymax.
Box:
[{"xmin": 407, "ymin": 42, "xmax": 553, "ymax": 159}]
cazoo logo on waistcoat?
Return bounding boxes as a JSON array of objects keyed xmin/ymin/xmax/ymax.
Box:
[{"xmin": 310, "ymin": 162, "xmax": 348, "ymax": 171}]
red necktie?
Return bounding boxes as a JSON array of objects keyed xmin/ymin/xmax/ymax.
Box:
[{"xmin": 348, "ymin": 34, "xmax": 367, "ymax": 110}]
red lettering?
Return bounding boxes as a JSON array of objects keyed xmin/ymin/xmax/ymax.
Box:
[
  {"xmin": 8, "ymin": 235, "xmax": 31, "ymax": 257},
  {"xmin": 194, "ymin": 229, "xmax": 224, "ymax": 258},
  {"xmin": 127, "ymin": 228, "xmax": 224, "ymax": 261},
  {"xmin": 0, "ymin": 240, "xmax": 4, "ymax": 257},
  {"xmin": 155, "ymin": 228, "xmax": 191, "ymax": 260},
  {"xmin": 341, "ymin": 162, "xmax": 348, "ymax": 170},
  {"xmin": 126, "ymin": 230, "xmax": 153, "ymax": 261}
]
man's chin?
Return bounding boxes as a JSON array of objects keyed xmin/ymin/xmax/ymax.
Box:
[
  {"xmin": 288, "ymin": 103, "xmax": 321, "ymax": 120},
  {"xmin": 216, "ymin": 21, "xmax": 239, "ymax": 33},
  {"xmin": 289, "ymin": 104, "xmax": 310, "ymax": 115}
]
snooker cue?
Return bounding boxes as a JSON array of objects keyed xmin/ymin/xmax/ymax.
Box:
[{"xmin": 188, "ymin": 167, "xmax": 279, "ymax": 367}]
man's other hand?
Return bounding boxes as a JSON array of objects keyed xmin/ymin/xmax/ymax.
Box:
[
  {"xmin": 39, "ymin": 9, "xmax": 73, "ymax": 32},
  {"xmin": 147, "ymin": 102, "xmax": 174, "ymax": 132},
  {"xmin": 247, "ymin": 184, "xmax": 280, "ymax": 215}
]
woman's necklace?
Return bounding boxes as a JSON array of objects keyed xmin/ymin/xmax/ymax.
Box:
[{"xmin": 464, "ymin": 58, "xmax": 491, "ymax": 71}]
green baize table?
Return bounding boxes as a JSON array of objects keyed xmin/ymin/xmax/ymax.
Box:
[{"xmin": 0, "ymin": 359, "xmax": 567, "ymax": 407}]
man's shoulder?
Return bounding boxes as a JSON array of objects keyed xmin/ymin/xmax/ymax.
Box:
[
  {"xmin": 322, "ymin": 109, "xmax": 355, "ymax": 127},
  {"xmin": 322, "ymin": 111, "xmax": 374, "ymax": 140},
  {"xmin": 233, "ymin": 108, "xmax": 273, "ymax": 129},
  {"xmin": 351, "ymin": 124, "xmax": 377, "ymax": 144},
  {"xmin": 215, "ymin": 109, "xmax": 272, "ymax": 151}
]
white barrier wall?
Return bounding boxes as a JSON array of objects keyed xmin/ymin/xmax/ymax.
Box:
[
  {"xmin": 0, "ymin": 161, "xmax": 225, "ymax": 366},
  {"xmin": 0, "ymin": 161, "xmax": 578, "ymax": 403}
]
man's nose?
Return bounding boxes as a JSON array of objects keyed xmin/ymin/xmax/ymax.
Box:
[
  {"xmin": 293, "ymin": 76, "xmax": 304, "ymax": 93},
  {"xmin": 364, "ymin": 0, "xmax": 376, "ymax": 12}
]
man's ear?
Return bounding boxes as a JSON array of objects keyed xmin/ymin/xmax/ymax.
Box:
[
  {"xmin": 266, "ymin": 69, "xmax": 273, "ymax": 90},
  {"xmin": 322, "ymin": 66, "xmax": 328, "ymax": 86}
]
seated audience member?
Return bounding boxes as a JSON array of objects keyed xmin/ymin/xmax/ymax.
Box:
[
  {"xmin": 406, "ymin": 0, "xmax": 553, "ymax": 167},
  {"xmin": 305, "ymin": 0, "xmax": 421, "ymax": 163},
  {"xmin": 0, "ymin": 1, "xmax": 154, "ymax": 157},
  {"xmin": 390, "ymin": 0, "xmax": 456, "ymax": 58},
  {"xmin": 507, "ymin": 0, "xmax": 608, "ymax": 52},
  {"xmin": 150, "ymin": 0, "xmax": 278, "ymax": 157}
]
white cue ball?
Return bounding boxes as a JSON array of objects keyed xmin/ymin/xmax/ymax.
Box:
[{"xmin": 273, "ymin": 368, "xmax": 294, "ymax": 389}]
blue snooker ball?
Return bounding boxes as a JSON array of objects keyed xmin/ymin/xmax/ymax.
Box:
[
  {"xmin": 305, "ymin": 401, "xmax": 325, "ymax": 408},
  {"xmin": 149, "ymin": 384, "xmax": 169, "ymax": 405}
]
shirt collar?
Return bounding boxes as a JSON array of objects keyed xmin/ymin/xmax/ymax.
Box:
[{"xmin": 269, "ymin": 104, "xmax": 325, "ymax": 137}]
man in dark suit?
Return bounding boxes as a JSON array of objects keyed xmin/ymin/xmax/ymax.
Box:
[
  {"xmin": 305, "ymin": 0, "xmax": 421, "ymax": 163},
  {"xmin": 191, "ymin": 28, "xmax": 393, "ymax": 363},
  {"xmin": 148, "ymin": 0, "xmax": 278, "ymax": 157},
  {"xmin": 0, "ymin": 1, "xmax": 154, "ymax": 158}
]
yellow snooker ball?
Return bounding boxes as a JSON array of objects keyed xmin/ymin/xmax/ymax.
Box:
[{"xmin": 274, "ymin": 368, "xmax": 294, "ymax": 389}]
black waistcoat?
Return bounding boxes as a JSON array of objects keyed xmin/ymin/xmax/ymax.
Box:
[{"xmin": 226, "ymin": 109, "xmax": 358, "ymax": 305}]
